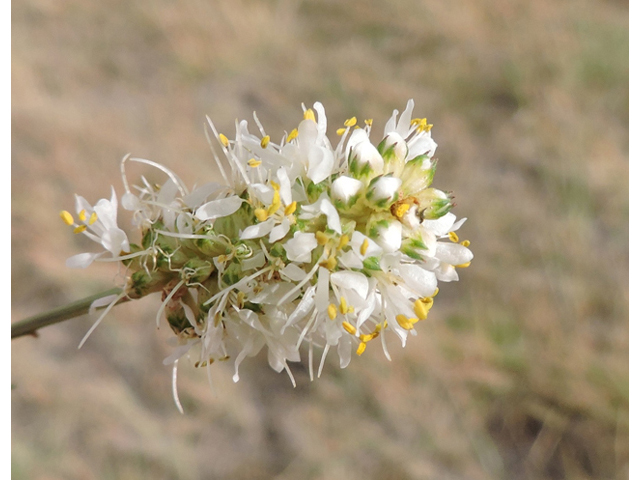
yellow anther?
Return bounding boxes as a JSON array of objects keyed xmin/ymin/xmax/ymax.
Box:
[
  {"xmin": 78, "ymin": 209, "xmax": 87, "ymax": 222},
  {"xmin": 254, "ymin": 208, "xmax": 268, "ymax": 222},
  {"xmin": 420, "ymin": 123, "xmax": 433, "ymax": 132},
  {"xmin": 219, "ymin": 133, "xmax": 229, "ymax": 148},
  {"xmin": 396, "ymin": 314, "xmax": 417, "ymax": 331},
  {"xmin": 267, "ymin": 190, "xmax": 281, "ymax": 216},
  {"xmin": 353, "ymin": 125, "xmax": 361, "ymax": 129},
  {"xmin": 364, "ymin": 119, "xmax": 373, "ymax": 127},
  {"xmin": 284, "ymin": 201, "xmax": 297, "ymax": 216},
  {"xmin": 60, "ymin": 210, "xmax": 74, "ymax": 226},
  {"xmin": 339, "ymin": 296, "xmax": 348, "ymax": 315},
  {"xmin": 432, "ymin": 287, "xmax": 439, "ymax": 297},
  {"xmin": 260, "ymin": 135, "xmax": 270, "ymax": 149},
  {"xmin": 304, "ymin": 109, "xmax": 316, "ymax": 122},
  {"xmin": 248, "ymin": 158, "xmax": 262, "ymax": 168},
  {"xmin": 270, "ymin": 181, "xmax": 280, "ymax": 191},
  {"xmin": 342, "ymin": 321, "xmax": 356, "ymax": 335},
  {"xmin": 395, "ymin": 203, "xmax": 411, "ymax": 219},
  {"xmin": 360, "ymin": 331, "xmax": 379, "ymax": 342},
  {"xmin": 327, "ymin": 304, "xmax": 337, "ymax": 320},
  {"xmin": 448, "ymin": 231, "xmax": 459, "ymax": 243},
  {"xmin": 73, "ymin": 225, "xmax": 87, "ymax": 234},
  {"xmin": 360, "ymin": 238, "xmax": 369, "ymax": 256},
  {"xmin": 373, "ymin": 323, "xmax": 382, "ymax": 334},
  {"xmin": 217, "ymin": 255, "xmax": 227, "ymax": 263},
  {"xmin": 419, "ymin": 296, "xmax": 434, "ymax": 308},
  {"xmin": 414, "ymin": 299, "xmax": 431, "ymax": 320},
  {"xmin": 356, "ymin": 342, "xmax": 367, "ymax": 356},
  {"xmin": 338, "ymin": 235, "xmax": 350, "ymax": 250},
  {"xmin": 382, "ymin": 320, "xmax": 388, "ymax": 329},
  {"xmin": 461, "ymin": 240, "xmax": 471, "ymax": 247},
  {"xmin": 324, "ymin": 256, "xmax": 337, "ymax": 271},
  {"xmin": 455, "ymin": 262, "xmax": 471, "ymax": 268},
  {"xmin": 88, "ymin": 212, "xmax": 98, "ymax": 225},
  {"xmin": 411, "ymin": 118, "xmax": 422, "ymax": 126},
  {"xmin": 344, "ymin": 117, "xmax": 357, "ymax": 127},
  {"xmin": 336, "ymin": 128, "xmax": 347, "ymax": 136},
  {"xmin": 286, "ymin": 128, "xmax": 298, "ymax": 143},
  {"xmin": 315, "ymin": 231, "xmax": 329, "ymax": 245}
]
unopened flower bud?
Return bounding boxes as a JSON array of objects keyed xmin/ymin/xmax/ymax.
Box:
[{"xmin": 365, "ymin": 175, "xmax": 402, "ymax": 210}]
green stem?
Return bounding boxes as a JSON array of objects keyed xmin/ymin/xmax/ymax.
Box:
[{"xmin": 11, "ymin": 288, "xmax": 129, "ymax": 340}]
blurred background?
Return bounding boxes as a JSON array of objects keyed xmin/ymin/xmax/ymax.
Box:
[{"xmin": 12, "ymin": 0, "xmax": 628, "ymax": 479}]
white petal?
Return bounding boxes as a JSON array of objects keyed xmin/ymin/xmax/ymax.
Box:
[
  {"xmin": 240, "ymin": 218, "xmax": 276, "ymax": 240},
  {"xmin": 396, "ymin": 99, "xmax": 414, "ymax": 137},
  {"xmin": 66, "ymin": 252, "xmax": 104, "ymax": 268},
  {"xmin": 351, "ymin": 231, "xmax": 383, "ymax": 259},
  {"xmin": 377, "ymin": 220, "xmax": 403, "ymax": 252},
  {"xmin": 435, "ymin": 243, "xmax": 474, "ymax": 265},
  {"xmin": 121, "ymin": 192, "xmax": 142, "ymax": 211},
  {"xmin": 101, "ymin": 228, "xmax": 130, "ymax": 256},
  {"xmin": 407, "ymin": 135, "xmax": 437, "ymax": 160},
  {"xmin": 281, "ymin": 263, "xmax": 308, "ymax": 282},
  {"xmin": 331, "ymin": 176, "xmax": 362, "ymax": 204},
  {"xmin": 195, "ymin": 196, "xmax": 243, "ymax": 220},
  {"xmin": 283, "ymin": 232, "xmax": 318, "ymax": 263},
  {"xmin": 338, "ymin": 250, "xmax": 363, "ymax": 269},
  {"xmin": 396, "ymin": 264, "xmax": 438, "ymax": 297},
  {"xmin": 319, "ymin": 198, "xmax": 342, "ymax": 233},
  {"xmin": 384, "ymin": 109, "xmax": 399, "ymax": 135},
  {"xmin": 337, "ymin": 335, "xmax": 352, "ymax": 369},
  {"xmin": 436, "ymin": 263, "xmax": 459, "ymax": 282},
  {"xmin": 421, "ymin": 212, "xmax": 457, "ymax": 237},
  {"xmin": 313, "ymin": 101, "xmax": 327, "ymax": 141},
  {"xmin": 269, "ymin": 218, "xmax": 291, "ymax": 243},
  {"xmin": 276, "ymin": 167, "xmax": 292, "ymax": 206},
  {"xmin": 183, "ymin": 183, "xmax": 224, "ymax": 209},
  {"xmin": 307, "ymin": 146, "xmax": 334, "ymax": 184},
  {"xmin": 331, "ymin": 271, "xmax": 369, "ymax": 299}
]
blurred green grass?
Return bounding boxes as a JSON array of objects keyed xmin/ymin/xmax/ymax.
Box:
[{"xmin": 12, "ymin": 0, "xmax": 628, "ymax": 479}]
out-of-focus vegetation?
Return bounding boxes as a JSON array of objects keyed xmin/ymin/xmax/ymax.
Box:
[{"xmin": 12, "ymin": 0, "xmax": 628, "ymax": 478}]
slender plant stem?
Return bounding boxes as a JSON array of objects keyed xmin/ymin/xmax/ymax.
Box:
[{"xmin": 11, "ymin": 288, "xmax": 129, "ymax": 340}]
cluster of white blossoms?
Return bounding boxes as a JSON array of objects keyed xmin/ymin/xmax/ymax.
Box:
[{"xmin": 61, "ymin": 100, "xmax": 473, "ymax": 399}]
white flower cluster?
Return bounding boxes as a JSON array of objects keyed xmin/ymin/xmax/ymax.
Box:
[{"xmin": 61, "ymin": 100, "xmax": 473, "ymax": 393}]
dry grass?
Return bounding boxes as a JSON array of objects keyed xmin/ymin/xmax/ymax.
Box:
[{"xmin": 12, "ymin": 0, "xmax": 628, "ymax": 478}]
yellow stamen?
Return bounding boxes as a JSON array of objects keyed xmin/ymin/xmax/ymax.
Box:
[
  {"xmin": 315, "ymin": 231, "xmax": 329, "ymax": 245},
  {"xmin": 414, "ymin": 298, "xmax": 432, "ymax": 320},
  {"xmin": 342, "ymin": 321, "xmax": 356, "ymax": 335},
  {"xmin": 78, "ymin": 209, "xmax": 87, "ymax": 222},
  {"xmin": 364, "ymin": 119, "xmax": 373, "ymax": 127},
  {"xmin": 455, "ymin": 262, "xmax": 471, "ymax": 268},
  {"xmin": 260, "ymin": 135, "xmax": 270, "ymax": 149},
  {"xmin": 410, "ymin": 118, "xmax": 422, "ymax": 126},
  {"xmin": 461, "ymin": 240, "xmax": 471, "ymax": 247},
  {"xmin": 353, "ymin": 125, "xmax": 361, "ymax": 129},
  {"xmin": 336, "ymin": 128, "xmax": 347, "ymax": 136},
  {"xmin": 432, "ymin": 288, "xmax": 439, "ymax": 297},
  {"xmin": 344, "ymin": 117, "xmax": 357, "ymax": 127},
  {"xmin": 419, "ymin": 123, "xmax": 433, "ymax": 132},
  {"xmin": 248, "ymin": 158, "xmax": 262, "ymax": 168},
  {"xmin": 60, "ymin": 210, "xmax": 74, "ymax": 226},
  {"xmin": 304, "ymin": 109, "xmax": 316, "ymax": 122},
  {"xmin": 270, "ymin": 181, "xmax": 280, "ymax": 191},
  {"xmin": 284, "ymin": 201, "xmax": 297, "ymax": 216},
  {"xmin": 360, "ymin": 238, "xmax": 369, "ymax": 256},
  {"xmin": 338, "ymin": 235, "xmax": 350, "ymax": 250},
  {"xmin": 327, "ymin": 304, "xmax": 337, "ymax": 320},
  {"xmin": 73, "ymin": 225, "xmax": 87, "ymax": 234},
  {"xmin": 88, "ymin": 212, "xmax": 98, "ymax": 225},
  {"xmin": 448, "ymin": 231, "xmax": 459, "ymax": 243},
  {"xmin": 267, "ymin": 190, "xmax": 281, "ymax": 216},
  {"xmin": 219, "ymin": 133, "xmax": 229, "ymax": 148},
  {"xmin": 339, "ymin": 296, "xmax": 348, "ymax": 315},
  {"xmin": 395, "ymin": 203, "xmax": 411, "ymax": 219},
  {"xmin": 217, "ymin": 255, "xmax": 227, "ymax": 263},
  {"xmin": 396, "ymin": 314, "xmax": 417, "ymax": 331},
  {"xmin": 321, "ymin": 255, "xmax": 337, "ymax": 270},
  {"xmin": 255, "ymin": 208, "xmax": 268, "ymax": 222},
  {"xmin": 356, "ymin": 342, "xmax": 367, "ymax": 356},
  {"xmin": 286, "ymin": 128, "xmax": 298, "ymax": 143}
]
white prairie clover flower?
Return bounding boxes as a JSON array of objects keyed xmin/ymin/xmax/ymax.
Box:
[{"xmin": 62, "ymin": 100, "xmax": 473, "ymax": 404}]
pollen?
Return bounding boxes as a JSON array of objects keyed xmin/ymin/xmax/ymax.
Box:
[
  {"xmin": 344, "ymin": 117, "xmax": 357, "ymax": 127},
  {"xmin": 342, "ymin": 321, "xmax": 356, "ymax": 335},
  {"xmin": 73, "ymin": 225, "xmax": 87, "ymax": 234},
  {"xmin": 448, "ymin": 231, "xmax": 459, "ymax": 243},
  {"xmin": 219, "ymin": 133, "xmax": 230, "ymax": 148},
  {"xmin": 304, "ymin": 109, "xmax": 316, "ymax": 122},
  {"xmin": 360, "ymin": 238, "xmax": 369, "ymax": 256},
  {"xmin": 88, "ymin": 212, "xmax": 98, "ymax": 225},
  {"xmin": 286, "ymin": 128, "xmax": 298, "ymax": 143},
  {"xmin": 255, "ymin": 208, "xmax": 268, "ymax": 222},
  {"xmin": 60, "ymin": 210, "xmax": 74, "ymax": 226},
  {"xmin": 248, "ymin": 158, "xmax": 262, "ymax": 168},
  {"xmin": 339, "ymin": 296, "xmax": 348, "ymax": 315},
  {"xmin": 284, "ymin": 201, "xmax": 297, "ymax": 216},
  {"xmin": 315, "ymin": 231, "xmax": 329, "ymax": 245},
  {"xmin": 338, "ymin": 235, "xmax": 350, "ymax": 250},
  {"xmin": 260, "ymin": 136, "xmax": 270, "ymax": 149},
  {"xmin": 394, "ymin": 203, "xmax": 411, "ymax": 219},
  {"xmin": 327, "ymin": 304, "xmax": 337, "ymax": 320},
  {"xmin": 78, "ymin": 209, "xmax": 87, "ymax": 222},
  {"xmin": 356, "ymin": 342, "xmax": 367, "ymax": 356},
  {"xmin": 336, "ymin": 128, "xmax": 346, "ymax": 136}
]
